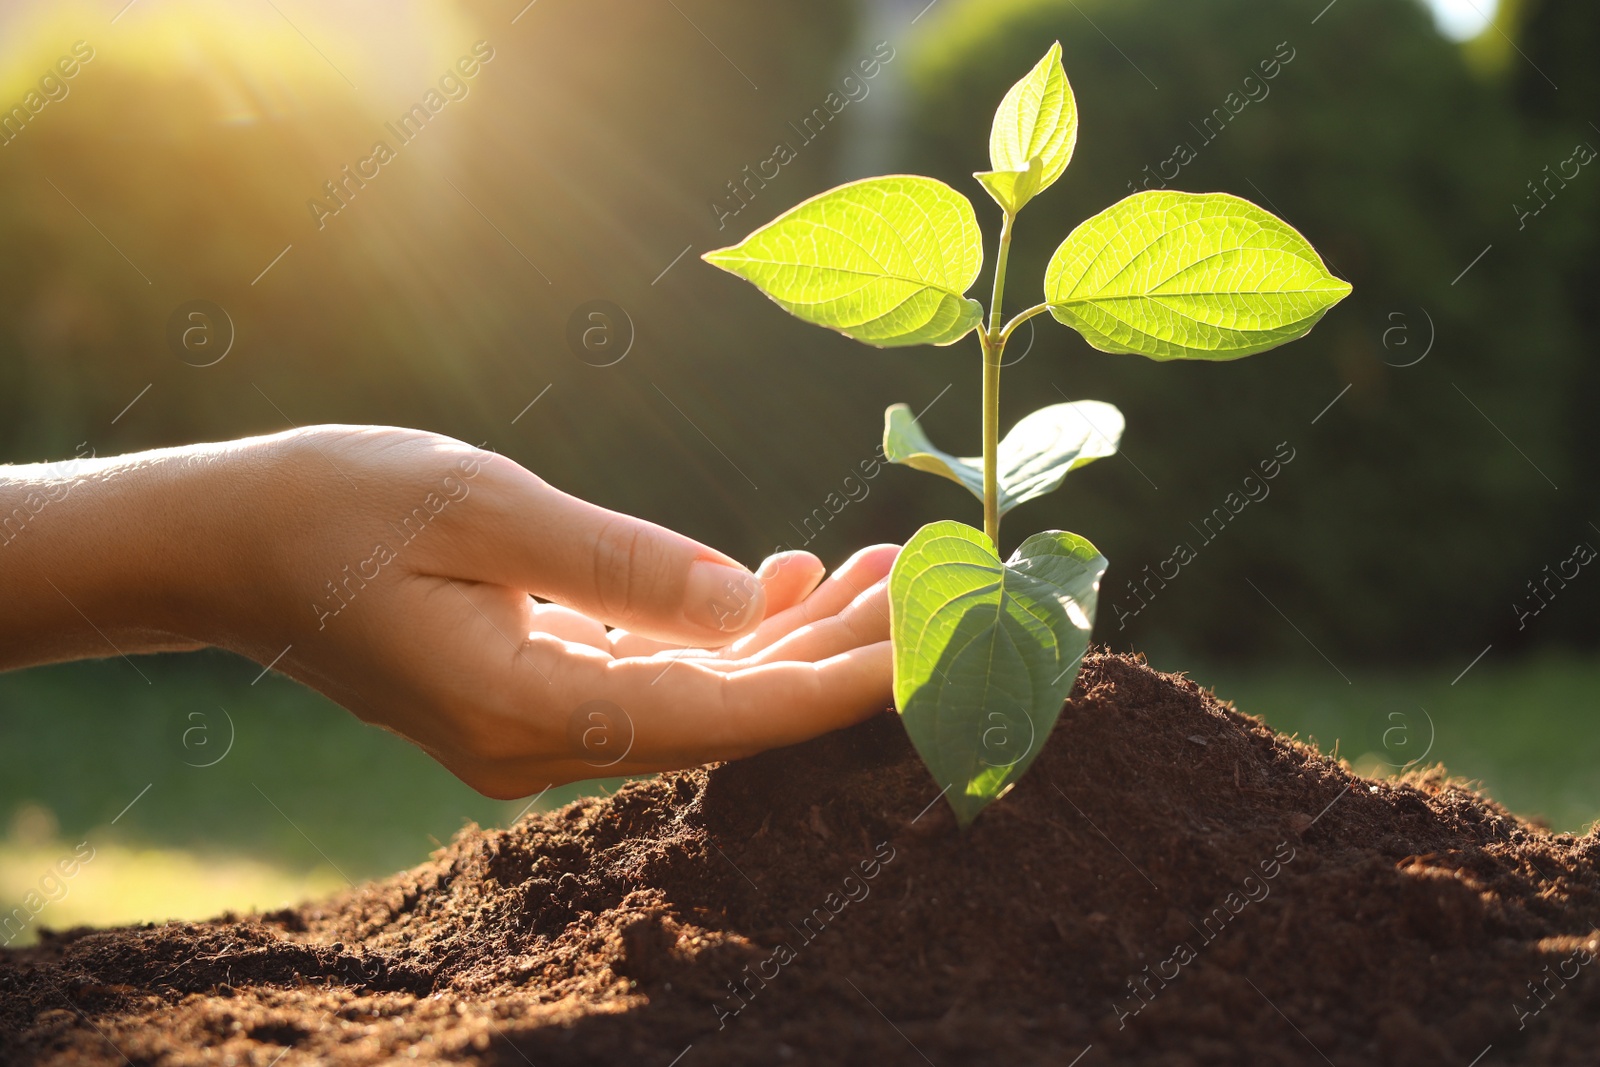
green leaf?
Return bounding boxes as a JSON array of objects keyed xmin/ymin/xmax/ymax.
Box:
[
  {"xmin": 882, "ymin": 400, "xmax": 1123, "ymax": 515},
  {"xmin": 702, "ymin": 175, "xmax": 985, "ymax": 348},
  {"xmin": 975, "ymin": 156, "xmax": 1044, "ymax": 216},
  {"xmin": 982, "ymin": 41, "xmax": 1077, "ymax": 211},
  {"xmin": 890, "ymin": 520, "xmax": 1106, "ymax": 827},
  {"xmin": 1044, "ymin": 191, "xmax": 1353, "ymax": 360}
]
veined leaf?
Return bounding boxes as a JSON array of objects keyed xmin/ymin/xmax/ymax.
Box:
[
  {"xmin": 882, "ymin": 400, "xmax": 1123, "ymax": 515},
  {"xmin": 982, "ymin": 41, "xmax": 1076, "ymax": 211},
  {"xmin": 702, "ymin": 175, "xmax": 985, "ymax": 348},
  {"xmin": 890, "ymin": 520, "xmax": 1106, "ymax": 827},
  {"xmin": 975, "ymin": 156, "xmax": 1044, "ymax": 217},
  {"xmin": 1045, "ymin": 191, "xmax": 1352, "ymax": 360}
]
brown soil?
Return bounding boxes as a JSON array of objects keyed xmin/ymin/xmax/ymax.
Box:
[{"xmin": 5, "ymin": 651, "xmax": 1600, "ymax": 1066}]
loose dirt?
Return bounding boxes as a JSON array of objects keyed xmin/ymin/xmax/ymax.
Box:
[{"xmin": 5, "ymin": 652, "xmax": 1600, "ymax": 1066}]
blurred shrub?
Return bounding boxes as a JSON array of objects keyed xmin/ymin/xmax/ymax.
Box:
[
  {"xmin": 896, "ymin": 0, "xmax": 1585, "ymax": 661},
  {"xmin": 1502, "ymin": 0, "xmax": 1600, "ymax": 649}
]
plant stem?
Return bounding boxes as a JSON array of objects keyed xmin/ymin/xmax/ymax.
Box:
[
  {"xmin": 982, "ymin": 334, "xmax": 1003, "ymax": 548},
  {"xmin": 988, "ymin": 213, "xmax": 1015, "ymax": 338},
  {"xmin": 999, "ymin": 302, "xmax": 1053, "ymax": 345},
  {"xmin": 983, "ymin": 212, "xmax": 1016, "ymax": 549}
]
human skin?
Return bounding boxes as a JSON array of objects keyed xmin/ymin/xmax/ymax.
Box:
[{"xmin": 0, "ymin": 425, "xmax": 896, "ymax": 798}]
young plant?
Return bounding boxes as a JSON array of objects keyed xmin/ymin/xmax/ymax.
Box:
[{"xmin": 704, "ymin": 43, "xmax": 1350, "ymax": 826}]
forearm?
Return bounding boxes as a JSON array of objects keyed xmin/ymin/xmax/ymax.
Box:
[{"xmin": 0, "ymin": 439, "xmax": 266, "ymax": 671}]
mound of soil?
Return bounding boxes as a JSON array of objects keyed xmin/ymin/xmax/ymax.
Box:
[{"xmin": 6, "ymin": 652, "xmax": 1600, "ymax": 1066}]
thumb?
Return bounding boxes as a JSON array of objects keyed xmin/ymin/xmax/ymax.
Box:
[{"xmin": 460, "ymin": 461, "xmax": 765, "ymax": 646}]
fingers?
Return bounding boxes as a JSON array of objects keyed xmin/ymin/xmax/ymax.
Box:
[
  {"xmin": 527, "ymin": 601, "xmax": 610, "ymax": 650},
  {"xmin": 533, "ymin": 640, "xmax": 893, "ymax": 773},
  {"xmin": 755, "ymin": 551, "xmax": 826, "ymax": 615},
  {"xmin": 445, "ymin": 457, "xmax": 765, "ymax": 646},
  {"xmin": 610, "ymin": 642, "xmax": 895, "ymax": 762},
  {"xmin": 743, "ymin": 575, "xmax": 890, "ymax": 666},
  {"xmin": 604, "ymin": 550, "xmax": 823, "ymax": 659},
  {"xmin": 636, "ymin": 573, "xmax": 890, "ymax": 670},
  {"xmin": 728, "ymin": 543, "xmax": 898, "ymax": 657},
  {"xmin": 441, "ymin": 636, "xmax": 892, "ymax": 798},
  {"xmin": 606, "ymin": 629, "xmax": 679, "ymax": 658}
]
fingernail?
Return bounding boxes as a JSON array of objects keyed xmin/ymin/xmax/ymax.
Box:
[{"xmin": 684, "ymin": 560, "xmax": 763, "ymax": 633}]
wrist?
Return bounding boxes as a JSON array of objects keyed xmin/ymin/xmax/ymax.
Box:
[{"xmin": 0, "ymin": 437, "xmax": 276, "ymax": 668}]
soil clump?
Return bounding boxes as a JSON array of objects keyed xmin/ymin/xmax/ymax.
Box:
[{"xmin": 5, "ymin": 652, "xmax": 1600, "ymax": 1065}]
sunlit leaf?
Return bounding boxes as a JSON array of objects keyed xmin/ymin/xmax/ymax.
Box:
[
  {"xmin": 982, "ymin": 41, "xmax": 1076, "ymax": 211},
  {"xmin": 891, "ymin": 520, "xmax": 1106, "ymax": 827},
  {"xmin": 1045, "ymin": 191, "xmax": 1352, "ymax": 360},
  {"xmin": 882, "ymin": 400, "xmax": 1123, "ymax": 515},
  {"xmin": 703, "ymin": 175, "xmax": 985, "ymax": 347},
  {"xmin": 975, "ymin": 156, "xmax": 1044, "ymax": 216}
]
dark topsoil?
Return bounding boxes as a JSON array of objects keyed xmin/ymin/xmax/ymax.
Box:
[{"xmin": 6, "ymin": 652, "xmax": 1600, "ymax": 1066}]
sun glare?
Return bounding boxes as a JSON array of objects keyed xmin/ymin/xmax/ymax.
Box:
[
  {"xmin": 1423, "ymin": 0, "xmax": 1498, "ymax": 42},
  {"xmin": 0, "ymin": 0, "xmax": 482, "ymax": 126}
]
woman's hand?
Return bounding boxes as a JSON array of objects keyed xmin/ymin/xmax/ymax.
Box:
[{"xmin": 0, "ymin": 426, "xmax": 895, "ymax": 797}]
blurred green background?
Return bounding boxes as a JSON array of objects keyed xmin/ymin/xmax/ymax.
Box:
[{"xmin": 3, "ymin": 0, "xmax": 1598, "ymax": 937}]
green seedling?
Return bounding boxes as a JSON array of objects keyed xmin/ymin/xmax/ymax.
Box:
[{"xmin": 705, "ymin": 43, "xmax": 1350, "ymax": 826}]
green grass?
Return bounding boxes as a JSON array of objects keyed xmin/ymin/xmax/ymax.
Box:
[
  {"xmin": 1169, "ymin": 652, "xmax": 1600, "ymax": 834},
  {"xmin": 0, "ymin": 651, "xmax": 619, "ymax": 882}
]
